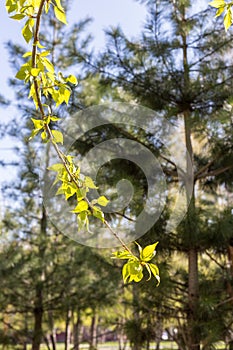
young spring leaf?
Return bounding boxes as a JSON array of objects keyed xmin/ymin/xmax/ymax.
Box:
[
  {"xmin": 122, "ymin": 261, "xmax": 143, "ymax": 283},
  {"xmin": 85, "ymin": 176, "xmax": 98, "ymax": 189},
  {"xmin": 224, "ymin": 8, "xmax": 232, "ymax": 31},
  {"xmin": 112, "ymin": 250, "xmax": 136, "ymax": 260},
  {"xmin": 97, "ymin": 196, "xmax": 109, "ymax": 207},
  {"xmin": 66, "ymin": 74, "xmax": 78, "ymax": 85},
  {"xmin": 140, "ymin": 242, "xmax": 159, "ymax": 262},
  {"xmin": 72, "ymin": 200, "xmax": 89, "ymax": 213},
  {"xmin": 51, "ymin": 130, "xmax": 63, "ymax": 144},
  {"xmin": 54, "ymin": 5, "xmax": 67, "ymax": 25},
  {"xmin": 148, "ymin": 263, "xmax": 160, "ymax": 286},
  {"xmin": 208, "ymin": 0, "xmax": 225, "ymax": 8},
  {"xmin": 31, "ymin": 118, "xmax": 43, "ymax": 130}
]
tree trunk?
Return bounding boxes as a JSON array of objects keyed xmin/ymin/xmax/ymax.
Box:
[
  {"xmin": 32, "ymin": 286, "xmax": 43, "ymax": 350},
  {"xmin": 187, "ymin": 247, "xmax": 199, "ymax": 350},
  {"xmin": 50, "ymin": 330, "xmax": 57, "ymax": 350},
  {"xmin": 48, "ymin": 310, "xmax": 56, "ymax": 350},
  {"xmin": 132, "ymin": 285, "xmax": 141, "ymax": 350},
  {"xmin": 65, "ymin": 309, "xmax": 72, "ymax": 350},
  {"xmin": 73, "ymin": 311, "xmax": 82, "ymax": 350},
  {"xmin": 32, "ymin": 201, "xmax": 47, "ymax": 350},
  {"xmin": 179, "ymin": 1, "xmax": 200, "ymax": 347},
  {"xmin": 89, "ymin": 312, "xmax": 97, "ymax": 350}
]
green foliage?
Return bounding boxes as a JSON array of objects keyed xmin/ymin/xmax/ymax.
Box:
[
  {"xmin": 112, "ymin": 242, "xmax": 160, "ymax": 285},
  {"xmin": 5, "ymin": 0, "xmax": 160, "ymax": 285},
  {"xmin": 209, "ymin": 0, "xmax": 233, "ymax": 30},
  {"xmin": 48, "ymin": 158, "xmax": 108, "ymax": 231}
]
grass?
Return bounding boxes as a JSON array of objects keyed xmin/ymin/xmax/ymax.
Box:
[{"xmin": 4, "ymin": 340, "xmax": 227, "ymax": 350}]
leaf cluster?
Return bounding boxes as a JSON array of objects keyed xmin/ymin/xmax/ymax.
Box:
[
  {"xmin": 209, "ymin": 0, "xmax": 233, "ymax": 31},
  {"xmin": 5, "ymin": 0, "xmax": 160, "ymax": 286},
  {"xmin": 48, "ymin": 157, "xmax": 109, "ymax": 231},
  {"xmin": 112, "ymin": 242, "xmax": 160, "ymax": 285}
]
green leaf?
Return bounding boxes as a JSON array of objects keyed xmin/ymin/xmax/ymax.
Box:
[
  {"xmin": 39, "ymin": 50, "xmax": 50, "ymax": 57},
  {"xmin": 22, "ymin": 22, "xmax": 33, "ymax": 43},
  {"xmin": 72, "ymin": 200, "xmax": 89, "ymax": 213},
  {"xmin": 97, "ymin": 196, "xmax": 109, "ymax": 207},
  {"xmin": 36, "ymin": 41, "xmax": 46, "ymax": 48},
  {"xmin": 41, "ymin": 131, "xmax": 47, "ymax": 141},
  {"xmin": 135, "ymin": 241, "xmax": 142, "ymax": 255},
  {"xmin": 41, "ymin": 57, "xmax": 54, "ymax": 73},
  {"xmin": 54, "ymin": 5, "xmax": 67, "ymax": 25},
  {"xmin": 63, "ymin": 88, "xmax": 71, "ymax": 104},
  {"xmin": 50, "ymin": 116, "xmax": 60, "ymax": 121},
  {"xmin": 31, "ymin": 68, "xmax": 40, "ymax": 77},
  {"xmin": 16, "ymin": 67, "xmax": 28, "ymax": 80},
  {"xmin": 28, "ymin": 128, "xmax": 40, "ymax": 141},
  {"xmin": 209, "ymin": 0, "xmax": 225, "ymax": 8},
  {"xmin": 67, "ymin": 74, "xmax": 78, "ymax": 85},
  {"xmin": 56, "ymin": 185, "xmax": 64, "ymax": 196},
  {"xmin": 93, "ymin": 207, "xmax": 105, "ymax": 222},
  {"xmin": 122, "ymin": 261, "xmax": 143, "ymax": 284},
  {"xmin": 215, "ymin": 6, "xmax": 225, "ymax": 17},
  {"xmin": 51, "ymin": 130, "xmax": 63, "ymax": 144},
  {"xmin": 85, "ymin": 176, "xmax": 98, "ymax": 189},
  {"xmin": 29, "ymin": 84, "xmax": 38, "ymax": 109},
  {"xmin": 77, "ymin": 211, "xmax": 89, "ymax": 230},
  {"xmin": 48, "ymin": 163, "xmax": 64, "ymax": 172},
  {"xmin": 112, "ymin": 250, "xmax": 135, "ymax": 260},
  {"xmin": 64, "ymin": 184, "xmax": 77, "ymax": 200},
  {"xmin": 32, "ymin": 0, "xmax": 41, "ymax": 8},
  {"xmin": 31, "ymin": 118, "xmax": 43, "ymax": 130},
  {"xmin": 140, "ymin": 242, "xmax": 159, "ymax": 262},
  {"xmin": 55, "ymin": 87, "xmax": 71, "ymax": 106},
  {"xmin": 54, "ymin": 0, "xmax": 63, "ymax": 9},
  {"xmin": 224, "ymin": 8, "xmax": 232, "ymax": 31},
  {"xmin": 23, "ymin": 51, "xmax": 32, "ymax": 58},
  {"xmin": 144, "ymin": 263, "xmax": 152, "ymax": 281},
  {"xmin": 10, "ymin": 13, "xmax": 26, "ymax": 20},
  {"xmin": 148, "ymin": 263, "xmax": 160, "ymax": 286}
]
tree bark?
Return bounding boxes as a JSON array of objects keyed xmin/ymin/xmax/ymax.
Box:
[
  {"xmin": 65, "ymin": 309, "xmax": 72, "ymax": 350},
  {"xmin": 89, "ymin": 312, "xmax": 98, "ymax": 350},
  {"xmin": 73, "ymin": 311, "xmax": 82, "ymax": 350},
  {"xmin": 180, "ymin": 2, "xmax": 200, "ymax": 347},
  {"xmin": 32, "ymin": 286, "xmax": 43, "ymax": 350}
]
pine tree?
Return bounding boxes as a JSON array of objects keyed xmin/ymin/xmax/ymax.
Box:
[{"xmin": 68, "ymin": 0, "xmax": 233, "ymax": 348}]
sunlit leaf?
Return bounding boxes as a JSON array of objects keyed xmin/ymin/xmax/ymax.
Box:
[
  {"xmin": 140, "ymin": 242, "xmax": 159, "ymax": 262},
  {"xmin": 72, "ymin": 200, "xmax": 88, "ymax": 213},
  {"xmin": 224, "ymin": 8, "xmax": 232, "ymax": 31},
  {"xmin": 112, "ymin": 250, "xmax": 135, "ymax": 260},
  {"xmin": 209, "ymin": 0, "xmax": 225, "ymax": 8},
  {"xmin": 54, "ymin": 5, "xmax": 67, "ymax": 25},
  {"xmin": 48, "ymin": 163, "xmax": 64, "ymax": 172},
  {"xmin": 215, "ymin": 6, "xmax": 225, "ymax": 17},
  {"xmin": 148, "ymin": 263, "xmax": 160, "ymax": 286},
  {"xmin": 85, "ymin": 176, "xmax": 98, "ymax": 189},
  {"xmin": 97, "ymin": 196, "xmax": 109, "ymax": 207},
  {"xmin": 31, "ymin": 68, "xmax": 40, "ymax": 77},
  {"xmin": 31, "ymin": 118, "xmax": 43, "ymax": 130},
  {"xmin": 10, "ymin": 13, "xmax": 25, "ymax": 20},
  {"xmin": 67, "ymin": 74, "xmax": 78, "ymax": 85},
  {"xmin": 51, "ymin": 129, "xmax": 63, "ymax": 144}
]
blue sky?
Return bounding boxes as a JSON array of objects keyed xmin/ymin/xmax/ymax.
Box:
[{"xmin": 0, "ymin": 0, "xmax": 147, "ymax": 190}]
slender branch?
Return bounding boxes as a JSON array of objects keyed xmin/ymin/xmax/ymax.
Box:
[
  {"xmin": 32, "ymin": 0, "xmax": 47, "ymax": 118},
  {"xmin": 196, "ymin": 165, "xmax": 233, "ymax": 180},
  {"xmin": 194, "ymin": 159, "xmax": 215, "ymax": 180},
  {"xmin": 215, "ymin": 296, "xmax": 233, "ymax": 308},
  {"xmin": 205, "ymin": 250, "xmax": 225, "ymax": 270},
  {"xmin": 31, "ymin": 0, "xmax": 134, "ymax": 255}
]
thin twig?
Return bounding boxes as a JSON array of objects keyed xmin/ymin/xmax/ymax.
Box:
[{"xmin": 31, "ymin": 1, "xmax": 134, "ymax": 254}]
